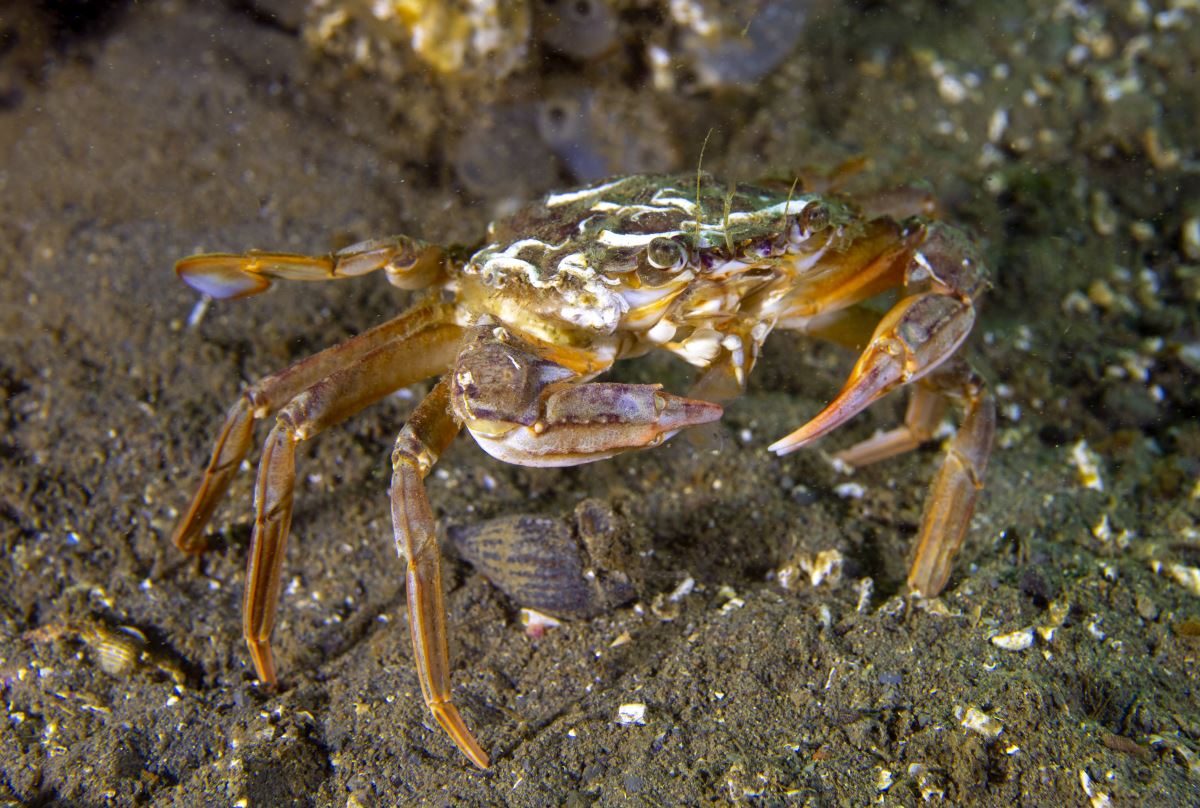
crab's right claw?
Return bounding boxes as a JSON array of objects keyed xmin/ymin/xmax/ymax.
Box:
[
  {"xmin": 470, "ymin": 383, "xmax": 724, "ymax": 467},
  {"xmin": 769, "ymin": 292, "xmax": 975, "ymax": 455}
]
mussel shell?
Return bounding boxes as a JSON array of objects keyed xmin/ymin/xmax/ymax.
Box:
[{"xmin": 448, "ymin": 499, "xmax": 637, "ymax": 619}]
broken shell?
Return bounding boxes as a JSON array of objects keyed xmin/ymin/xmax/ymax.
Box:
[
  {"xmin": 448, "ymin": 498, "xmax": 639, "ymax": 619},
  {"xmin": 960, "ymin": 705, "xmax": 1004, "ymax": 739},
  {"xmin": 616, "ymin": 702, "xmax": 647, "ymax": 725},
  {"xmin": 990, "ymin": 627, "xmax": 1034, "ymax": 651}
]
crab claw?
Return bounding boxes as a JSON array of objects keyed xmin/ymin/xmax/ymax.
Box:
[
  {"xmin": 471, "ymin": 383, "xmax": 724, "ymax": 467},
  {"xmin": 769, "ymin": 293, "xmax": 974, "ymax": 455}
]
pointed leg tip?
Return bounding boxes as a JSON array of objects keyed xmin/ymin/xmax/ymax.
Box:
[
  {"xmin": 247, "ymin": 641, "xmax": 278, "ymax": 687},
  {"xmin": 171, "ymin": 526, "xmax": 209, "ymax": 555},
  {"xmin": 432, "ymin": 703, "xmax": 491, "ymax": 769},
  {"xmin": 468, "ymin": 748, "xmax": 491, "ymax": 770}
]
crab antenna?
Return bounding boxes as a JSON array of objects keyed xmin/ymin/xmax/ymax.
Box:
[
  {"xmin": 781, "ymin": 175, "xmax": 800, "ymax": 232},
  {"xmin": 695, "ymin": 127, "xmax": 714, "ymax": 236}
]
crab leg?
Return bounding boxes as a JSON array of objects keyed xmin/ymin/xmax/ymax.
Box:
[
  {"xmin": 390, "ymin": 377, "xmax": 489, "ymax": 769},
  {"xmin": 832, "ymin": 385, "xmax": 948, "ymax": 467},
  {"xmin": 470, "ymin": 382, "xmax": 724, "ymax": 466},
  {"xmin": 901, "ymin": 360, "xmax": 995, "ymax": 596},
  {"xmin": 242, "ymin": 322, "xmax": 463, "ymax": 685},
  {"xmin": 175, "ymin": 235, "xmax": 447, "ymax": 300},
  {"xmin": 771, "ymin": 301, "xmax": 992, "ymax": 596},
  {"xmin": 171, "ymin": 302, "xmax": 455, "ymax": 553},
  {"xmin": 778, "ymin": 217, "xmax": 917, "ymax": 319}
]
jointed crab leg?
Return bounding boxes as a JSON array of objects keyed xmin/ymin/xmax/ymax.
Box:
[
  {"xmin": 779, "ymin": 218, "xmax": 918, "ymax": 318},
  {"xmin": 242, "ymin": 320, "xmax": 464, "ymax": 684},
  {"xmin": 174, "ymin": 235, "xmax": 447, "ymax": 300},
  {"xmin": 390, "ymin": 376, "xmax": 489, "ymax": 769},
  {"xmin": 901, "ymin": 360, "xmax": 995, "ymax": 596},
  {"xmin": 831, "ymin": 384, "xmax": 948, "ymax": 468},
  {"xmin": 171, "ymin": 302, "xmax": 456, "ymax": 554},
  {"xmin": 767, "ymin": 220, "xmax": 992, "ymax": 596}
]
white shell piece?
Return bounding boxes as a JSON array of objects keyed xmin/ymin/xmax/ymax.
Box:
[
  {"xmin": 960, "ymin": 705, "xmax": 1003, "ymax": 739},
  {"xmin": 667, "ymin": 576, "xmax": 696, "ymax": 602},
  {"xmin": 1068, "ymin": 440, "xmax": 1105, "ymax": 491},
  {"xmin": 616, "ymin": 703, "xmax": 647, "ymax": 725},
  {"xmin": 990, "ymin": 627, "xmax": 1034, "ymax": 651},
  {"xmin": 801, "ymin": 549, "xmax": 844, "ymax": 587}
]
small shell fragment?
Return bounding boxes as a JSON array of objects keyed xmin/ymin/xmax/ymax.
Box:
[
  {"xmin": 876, "ymin": 768, "xmax": 894, "ymax": 792},
  {"xmin": 667, "ymin": 576, "xmax": 696, "ymax": 602},
  {"xmin": 801, "ymin": 549, "xmax": 844, "ymax": 588},
  {"xmin": 616, "ymin": 703, "xmax": 647, "ymax": 725},
  {"xmin": 1151, "ymin": 561, "xmax": 1200, "ymax": 597},
  {"xmin": 1068, "ymin": 440, "xmax": 1104, "ymax": 491},
  {"xmin": 520, "ymin": 608, "xmax": 563, "ymax": 638},
  {"xmin": 960, "ymin": 705, "xmax": 1003, "ymax": 739},
  {"xmin": 777, "ymin": 548, "xmax": 844, "ymax": 590},
  {"xmin": 1079, "ymin": 770, "xmax": 1113, "ymax": 808},
  {"xmin": 991, "ymin": 627, "xmax": 1034, "ymax": 651}
]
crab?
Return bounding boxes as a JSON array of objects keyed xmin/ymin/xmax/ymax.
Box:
[{"xmin": 171, "ymin": 172, "xmax": 995, "ymax": 769}]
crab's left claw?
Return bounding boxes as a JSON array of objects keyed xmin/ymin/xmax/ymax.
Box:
[{"xmin": 769, "ymin": 292, "xmax": 974, "ymax": 455}]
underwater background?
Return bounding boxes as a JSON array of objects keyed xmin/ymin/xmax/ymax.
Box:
[{"xmin": 0, "ymin": 0, "xmax": 1197, "ymax": 803}]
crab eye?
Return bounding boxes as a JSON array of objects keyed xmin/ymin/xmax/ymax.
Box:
[
  {"xmin": 645, "ymin": 236, "xmax": 686, "ymax": 270},
  {"xmin": 797, "ymin": 202, "xmax": 830, "ymax": 236}
]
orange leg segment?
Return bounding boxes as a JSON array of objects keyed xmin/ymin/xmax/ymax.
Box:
[
  {"xmin": 174, "ymin": 235, "xmax": 446, "ymax": 300},
  {"xmin": 902, "ymin": 361, "xmax": 995, "ymax": 597},
  {"xmin": 391, "ymin": 377, "xmax": 490, "ymax": 769},
  {"xmin": 241, "ymin": 321, "xmax": 463, "ymax": 685},
  {"xmin": 171, "ymin": 302, "xmax": 455, "ymax": 554}
]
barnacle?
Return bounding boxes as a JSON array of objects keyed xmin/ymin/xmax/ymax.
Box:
[
  {"xmin": 671, "ymin": 0, "xmax": 810, "ymax": 88},
  {"xmin": 537, "ymin": 0, "xmax": 619, "ymax": 61}
]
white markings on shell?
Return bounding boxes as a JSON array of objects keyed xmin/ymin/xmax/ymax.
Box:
[
  {"xmin": 477, "ymin": 237, "xmax": 570, "ymax": 289},
  {"xmin": 597, "ymin": 229, "xmax": 686, "ymax": 248},
  {"xmin": 476, "ymin": 179, "xmax": 820, "ymax": 338},
  {"xmin": 545, "ymin": 177, "xmax": 634, "ymax": 206},
  {"xmin": 649, "ymin": 187, "xmax": 698, "ymax": 215}
]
